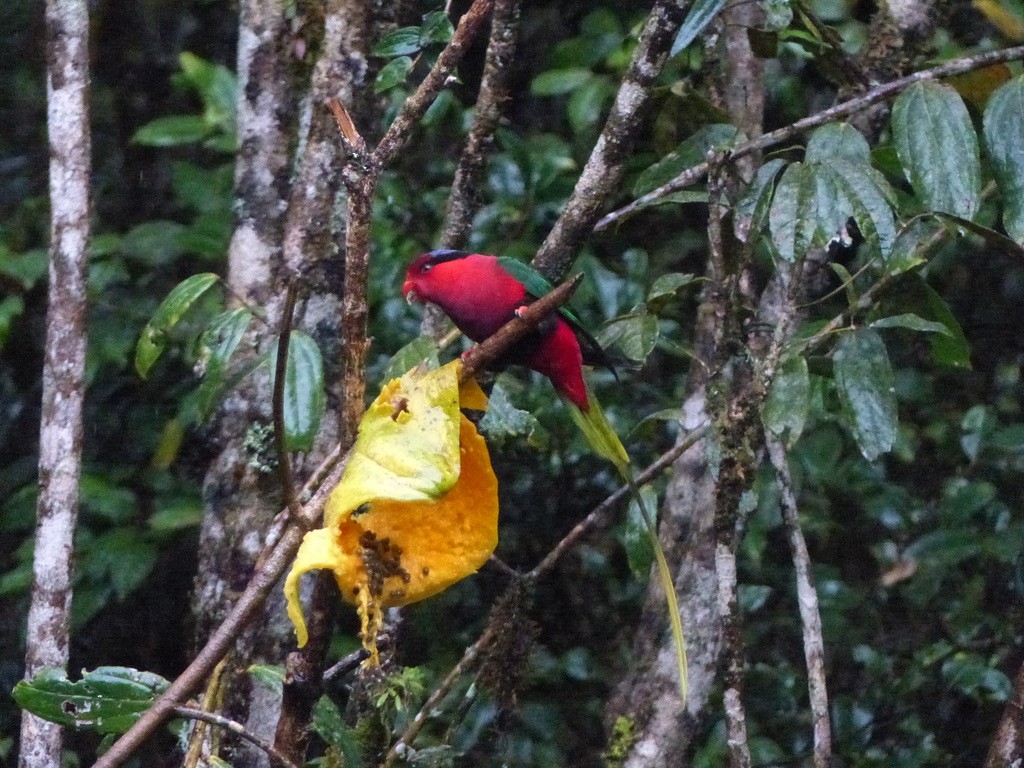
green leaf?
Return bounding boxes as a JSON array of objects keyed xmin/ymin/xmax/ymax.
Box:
[
  {"xmin": 120, "ymin": 221, "xmax": 188, "ymax": 266},
  {"xmin": 619, "ymin": 485, "xmax": 658, "ymax": 578},
  {"xmin": 179, "ymin": 52, "xmax": 236, "ymax": 134},
  {"xmin": 805, "ymin": 122, "xmax": 870, "ymax": 165},
  {"xmin": 734, "ymin": 158, "xmax": 786, "ymax": 241},
  {"xmin": 671, "ymin": 0, "xmax": 728, "ymax": 55},
  {"xmin": 373, "ymin": 27, "xmax": 422, "ymax": 57},
  {"xmin": 646, "ymin": 272, "xmax": 697, "ymax": 313},
  {"xmin": 196, "ymin": 307, "xmax": 254, "ymax": 419},
  {"xmin": 248, "ymin": 664, "xmax": 285, "ymax": 695},
  {"xmin": 530, "ymin": 68, "xmax": 592, "ymax": 96},
  {"xmin": 984, "ymin": 76, "xmax": 1024, "ymax": 243},
  {"xmin": 921, "ymin": 280, "xmax": 966, "ymax": 370},
  {"xmin": 762, "ymin": 355, "xmax": 809, "ymax": 447},
  {"xmin": 769, "ymin": 161, "xmax": 817, "ymax": 262},
  {"xmin": 0, "ymin": 296, "xmax": 24, "ymax": 349},
  {"xmin": 478, "ymin": 380, "xmax": 541, "ymax": 443},
  {"xmin": 809, "ymin": 162, "xmax": 853, "ymax": 248},
  {"xmin": 632, "ymin": 124, "xmax": 740, "ymax": 197},
  {"xmin": 312, "ymin": 696, "xmax": 363, "ymax": 768},
  {"xmin": 0, "ymin": 247, "xmax": 48, "ymax": 290},
  {"xmin": 892, "ymin": 81, "xmax": 981, "ymax": 220},
  {"xmin": 132, "ymin": 115, "xmax": 210, "ymax": 147},
  {"xmin": 887, "ymin": 217, "xmax": 942, "ymax": 275},
  {"xmin": 148, "ymin": 499, "xmax": 202, "ymax": 533},
  {"xmin": 85, "ymin": 530, "xmax": 159, "ymax": 601},
  {"xmin": 375, "ymin": 56, "xmax": 414, "ymax": 93},
  {"xmin": 834, "ymin": 328, "xmax": 897, "ymax": 461},
  {"xmin": 822, "ymin": 160, "xmax": 897, "ymax": 261},
  {"xmin": 870, "ymin": 313, "xmax": 954, "ymax": 335},
  {"xmin": 381, "ymin": 336, "xmax": 440, "ymax": 383},
  {"xmin": 567, "ymin": 75, "xmax": 614, "ymax": 134},
  {"xmin": 420, "ymin": 11, "xmax": 454, "ymax": 45},
  {"xmin": 272, "ymin": 331, "xmax": 326, "ymax": 452},
  {"xmin": 13, "ymin": 667, "xmax": 170, "ymax": 734},
  {"xmin": 135, "ymin": 273, "xmax": 220, "ymax": 378},
  {"xmin": 597, "ymin": 312, "xmax": 659, "ymax": 363}
]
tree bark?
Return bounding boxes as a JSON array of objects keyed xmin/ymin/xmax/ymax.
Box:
[{"xmin": 19, "ymin": 1, "xmax": 91, "ymax": 766}]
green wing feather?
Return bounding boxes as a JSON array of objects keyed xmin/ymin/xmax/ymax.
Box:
[{"xmin": 497, "ymin": 257, "xmax": 617, "ymax": 376}]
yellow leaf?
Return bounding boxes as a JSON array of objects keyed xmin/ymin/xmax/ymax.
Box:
[{"xmin": 285, "ymin": 361, "xmax": 497, "ymax": 658}]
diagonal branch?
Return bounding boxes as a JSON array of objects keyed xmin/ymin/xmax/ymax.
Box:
[
  {"xmin": 531, "ymin": 0, "xmax": 693, "ymax": 282},
  {"xmin": 373, "ymin": 0, "xmax": 496, "ymax": 167},
  {"xmin": 595, "ymin": 43, "xmax": 1024, "ymax": 231},
  {"xmin": 174, "ymin": 706, "xmax": 300, "ymax": 768},
  {"xmin": 438, "ymin": 0, "xmax": 522, "ymax": 250},
  {"xmin": 385, "ymin": 424, "xmax": 709, "ymax": 764}
]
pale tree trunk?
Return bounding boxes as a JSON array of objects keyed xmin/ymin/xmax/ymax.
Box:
[
  {"xmin": 18, "ymin": 0, "xmax": 91, "ymax": 766},
  {"xmin": 606, "ymin": 1, "xmax": 765, "ymax": 764}
]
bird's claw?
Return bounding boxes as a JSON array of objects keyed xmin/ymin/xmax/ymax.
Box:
[{"xmin": 514, "ymin": 305, "xmax": 528, "ymax": 319}]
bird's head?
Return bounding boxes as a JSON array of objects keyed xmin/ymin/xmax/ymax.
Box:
[{"xmin": 402, "ymin": 249, "xmax": 470, "ymax": 305}]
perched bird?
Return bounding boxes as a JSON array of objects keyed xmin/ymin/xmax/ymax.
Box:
[
  {"xmin": 402, "ymin": 248, "xmax": 689, "ymax": 700},
  {"xmin": 402, "ymin": 249, "xmax": 606, "ymax": 412}
]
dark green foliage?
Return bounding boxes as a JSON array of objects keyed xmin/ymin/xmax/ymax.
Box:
[{"xmin": 4, "ymin": 1, "xmax": 1024, "ymax": 766}]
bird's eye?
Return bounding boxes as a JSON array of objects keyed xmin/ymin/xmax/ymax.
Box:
[{"xmin": 421, "ymin": 263, "xmax": 433, "ymax": 273}]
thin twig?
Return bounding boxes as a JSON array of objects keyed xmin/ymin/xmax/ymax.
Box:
[
  {"xmin": 595, "ymin": 43, "xmax": 1024, "ymax": 231},
  {"xmin": 322, "ymin": 647, "xmax": 371, "ymax": 682},
  {"xmin": 174, "ymin": 706, "xmax": 300, "ymax": 768},
  {"xmin": 272, "ymin": 283, "xmax": 306, "ymax": 526},
  {"xmin": 527, "ymin": 425, "xmax": 709, "ymax": 579},
  {"xmin": 766, "ymin": 437, "xmax": 832, "ymax": 768},
  {"xmin": 383, "ymin": 624, "xmax": 500, "ymax": 768}
]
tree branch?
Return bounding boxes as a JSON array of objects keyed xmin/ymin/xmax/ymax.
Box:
[
  {"xmin": 766, "ymin": 437, "xmax": 832, "ymax": 768},
  {"xmin": 174, "ymin": 706, "xmax": 300, "ymax": 768},
  {"xmin": 373, "ymin": 0, "xmax": 496, "ymax": 167},
  {"xmin": 439, "ymin": 0, "xmax": 521, "ymax": 250},
  {"xmin": 531, "ymin": 0, "xmax": 692, "ymax": 282},
  {"xmin": 19, "ymin": 1, "xmax": 91, "ymax": 766},
  {"xmin": 595, "ymin": 44, "xmax": 1024, "ymax": 231}
]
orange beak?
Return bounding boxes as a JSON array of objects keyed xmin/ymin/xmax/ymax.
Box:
[{"xmin": 402, "ymin": 278, "xmax": 418, "ymax": 304}]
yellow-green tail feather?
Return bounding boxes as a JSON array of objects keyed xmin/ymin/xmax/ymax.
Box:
[{"xmin": 563, "ymin": 385, "xmax": 688, "ymax": 702}]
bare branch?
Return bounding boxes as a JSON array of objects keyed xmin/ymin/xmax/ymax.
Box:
[
  {"xmin": 374, "ymin": 0, "xmax": 496, "ymax": 167},
  {"xmin": 385, "ymin": 425, "xmax": 709, "ymax": 765},
  {"xmin": 767, "ymin": 437, "xmax": 832, "ymax": 768},
  {"xmin": 595, "ymin": 44, "xmax": 1024, "ymax": 231},
  {"xmin": 439, "ymin": 0, "xmax": 522, "ymax": 250},
  {"xmin": 174, "ymin": 707, "xmax": 300, "ymax": 768},
  {"xmin": 527, "ymin": 425, "xmax": 708, "ymax": 580},
  {"xmin": 19, "ymin": 1, "xmax": 91, "ymax": 765},
  {"xmin": 531, "ymin": 0, "xmax": 692, "ymax": 282}
]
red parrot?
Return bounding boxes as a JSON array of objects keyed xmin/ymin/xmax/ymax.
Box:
[
  {"xmin": 401, "ymin": 248, "xmax": 688, "ymax": 701},
  {"xmin": 401, "ymin": 250, "xmax": 592, "ymax": 411}
]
